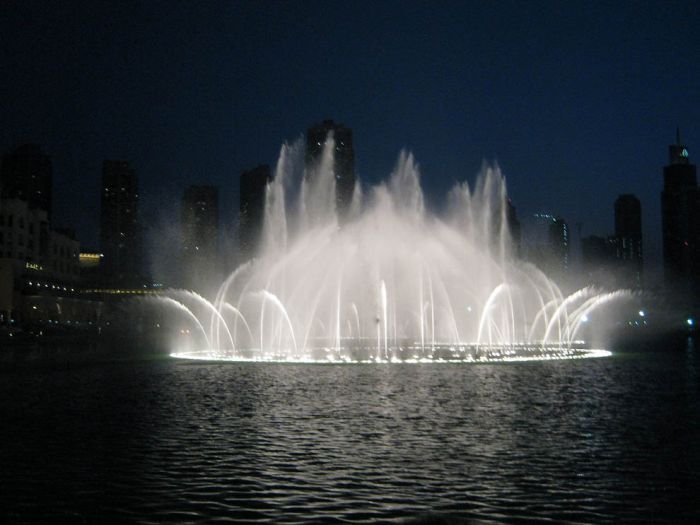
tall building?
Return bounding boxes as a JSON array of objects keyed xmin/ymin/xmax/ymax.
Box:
[
  {"xmin": 181, "ymin": 185, "xmax": 219, "ymax": 291},
  {"xmin": 506, "ymin": 197, "xmax": 521, "ymax": 256},
  {"xmin": 549, "ymin": 217, "xmax": 570, "ymax": 274},
  {"xmin": 239, "ymin": 164, "xmax": 270, "ymax": 260},
  {"xmin": 306, "ymin": 119, "xmax": 356, "ymax": 218},
  {"xmin": 661, "ymin": 129, "xmax": 699, "ymax": 294},
  {"xmin": 581, "ymin": 235, "xmax": 616, "ymax": 288},
  {"xmin": 613, "ymin": 194, "xmax": 643, "ymax": 288},
  {"xmin": 523, "ymin": 213, "xmax": 569, "ymax": 282},
  {"xmin": 0, "ymin": 144, "xmax": 52, "ymax": 220},
  {"xmin": 100, "ymin": 160, "xmax": 141, "ymax": 286},
  {"xmin": 0, "ymin": 196, "xmax": 81, "ymax": 325}
]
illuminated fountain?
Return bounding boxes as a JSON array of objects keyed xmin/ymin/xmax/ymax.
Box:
[{"xmin": 168, "ymin": 136, "xmax": 624, "ymax": 363}]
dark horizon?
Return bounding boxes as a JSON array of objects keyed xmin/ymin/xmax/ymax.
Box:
[{"xmin": 2, "ymin": 1, "xmax": 699, "ymax": 280}]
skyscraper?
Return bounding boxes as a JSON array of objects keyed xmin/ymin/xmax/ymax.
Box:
[
  {"xmin": 239, "ymin": 164, "xmax": 270, "ymax": 260},
  {"xmin": 100, "ymin": 160, "xmax": 141, "ymax": 285},
  {"xmin": 613, "ymin": 194, "xmax": 643, "ymax": 288},
  {"xmin": 661, "ymin": 129, "xmax": 699, "ymax": 294},
  {"xmin": 523, "ymin": 213, "xmax": 569, "ymax": 282},
  {"xmin": 0, "ymin": 144, "xmax": 52, "ymax": 219},
  {"xmin": 548, "ymin": 217, "xmax": 570, "ymax": 275},
  {"xmin": 306, "ymin": 119, "xmax": 356, "ymax": 218},
  {"xmin": 581, "ymin": 235, "xmax": 616, "ymax": 288},
  {"xmin": 181, "ymin": 185, "xmax": 219, "ymax": 291},
  {"xmin": 506, "ymin": 197, "xmax": 521, "ymax": 256}
]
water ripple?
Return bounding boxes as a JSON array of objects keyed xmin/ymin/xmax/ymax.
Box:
[{"xmin": 1, "ymin": 349, "xmax": 699, "ymax": 523}]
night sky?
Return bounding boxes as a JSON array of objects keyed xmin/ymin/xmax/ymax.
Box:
[{"xmin": 2, "ymin": 1, "xmax": 699, "ymax": 280}]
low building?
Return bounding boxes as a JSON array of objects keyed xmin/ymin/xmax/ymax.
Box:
[{"xmin": 0, "ymin": 197, "xmax": 85, "ymax": 325}]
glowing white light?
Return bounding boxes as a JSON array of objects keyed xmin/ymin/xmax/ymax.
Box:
[
  {"xmin": 687, "ymin": 318, "xmax": 694, "ymax": 326},
  {"xmin": 638, "ymin": 310, "xmax": 645, "ymax": 317},
  {"xmin": 170, "ymin": 345, "xmax": 612, "ymax": 364},
  {"xmin": 158, "ymin": 145, "xmax": 631, "ymax": 365}
]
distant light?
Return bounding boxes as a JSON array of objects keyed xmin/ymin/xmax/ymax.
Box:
[
  {"xmin": 681, "ymin": 148, "xmax": 689, "ymax": 158},
  {"xmin": 687, "ymin": 318, "xmax": 694, "ymax": 327},
  {"xmin": 581, "ymin": 314, "xmax": 589, "ymax": 323},
  {"xmin": 638, "ymin": 310, "xmax": 645, "ymax": 317}
]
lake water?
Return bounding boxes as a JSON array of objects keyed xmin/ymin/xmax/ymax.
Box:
[{"xmin": 1, "ymin": 339, "xmax": 698, "ymax": 523}]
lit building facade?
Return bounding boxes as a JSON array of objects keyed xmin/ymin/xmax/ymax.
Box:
[
  {"xmin": 0, "ymin": 197, "xmax": 81, "ymax": 324},
  {"xmin": 100, "ymin": 160, "xmax": 141, "ymax": 286},
  {"xmin": 239, "ymin": 164, "xmax": 270, "ymax": 260},
  {"xmin": 306, "ymin": 119, "xmax": 356, "ymax": 219},
  {"xmin": 549, "ymin": 217, "xmax": 570, "ymax": 274},
  {"xmin": 0, "ymin": 198, "xmax": 79, "ymax": 282},
  {"xmin": 78, "ymin": 251, "xmax": 103, "ymax": 286}
]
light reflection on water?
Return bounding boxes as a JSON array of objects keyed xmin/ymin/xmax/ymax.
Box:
[{"xmin": 1, "ymin": 345, "xmax": 698, "ymax": 523}]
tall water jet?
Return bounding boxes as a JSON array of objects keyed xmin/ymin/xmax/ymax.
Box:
[{"xmin": 171, "ymin": 139, "xmax": 624, "ymax": 363}]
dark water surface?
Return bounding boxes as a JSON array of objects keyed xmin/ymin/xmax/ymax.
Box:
[{"xmin": 1, "ymin": 341, "xmax": 699, "ymax": 523}]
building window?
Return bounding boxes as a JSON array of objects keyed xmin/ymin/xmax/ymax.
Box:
[
  {"xmin": 29, "ymin": 223, "xmax": 34, "ymax": 235},
  {"xmin": 19, "ymin": 217, "xmax": 24, "ymax": 229},
  {"xmin": 8, "ymin": 215, "xmax": 13, "ymax": 227}
]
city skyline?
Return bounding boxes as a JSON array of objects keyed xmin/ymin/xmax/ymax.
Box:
[
  {"xmin": 0, "ymin": 131, "xmax": 680, "ymax": 285},
  {"xmin": 1, "ymin": 1, "xmax": 699, "ymax": 277}
]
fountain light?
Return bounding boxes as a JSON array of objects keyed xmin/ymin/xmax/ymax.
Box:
[{"xmin": 162, "ymin": 137, "xmax": 627, "ymax": 364}]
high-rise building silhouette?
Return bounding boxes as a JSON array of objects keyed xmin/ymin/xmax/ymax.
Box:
[
  {"xmin": 613, "ymin": 194, "xmax": 643, "ymax": 288},
  {"xmin": 181, "ymin": 185, "xmax": 219, "ymax": 291},
  {"xmin": 239, "ymin": 164, "xmax": 271, "ymax": 260},
  {"xmin": 506, "ymin": 198, "xmax": 521, "ymax": 256},
  {"xmin": 0, "ymin": 144, "xmax": 52, "ymax": 220},
  {"xmin": 581, "ymin": 235, "xmax": 616, "ymax": 288},
  {"xmin": 306, "ymin": 119, "xmax": 356, "ymax": 218},
  {"xmin": 100, "ymin": 160, "xmax": 141, "ymax": 285},
  {"xmin": 524, "ymin": 213, "xmax": 569, "ymax": 282},
  {"xmin": 661, "ymin": 128, "xmax": 699, "ymax": 294},
  {"xmin": 548, "ymin": 217, "xmax": 570, "ymax": 274}
]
